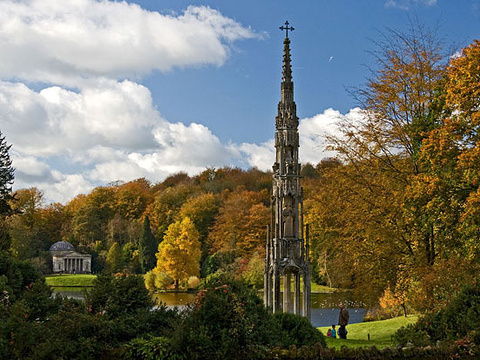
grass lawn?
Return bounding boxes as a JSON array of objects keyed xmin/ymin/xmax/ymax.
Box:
[
  {"xmin": 311, "ymin": 283, "xmax": 336, "ymax": 293},
  {"xmin": 264, "ymin": 282, "xmax": 336, "ymax": 293},
  {"xmin": 318, "ymin": 315, "xmax": 418, "ymax": 349},
  {"xmin": 45, "ymin": 274, "xmax": 97, "ymax": 291}
]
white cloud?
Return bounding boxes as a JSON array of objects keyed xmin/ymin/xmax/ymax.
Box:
[
  {"xmin": 0, "ymin": 1, "xmax": 357, "ymax": 204},
  {"xmin": 235, "ymin": 108, "xmax": 364, "ymax": 171},
  {"xmin": 3, "ymin": 79, "xmax": 242, "ymax": 203},
  {"xmin": 5, "ymin": 79, "xmax": 355, "ymax": 203},
  {"xmin": 236, "ymin": 141, "xmax": 275, "ymax": 171},
  {"xmin": 0, "ymin": 1, "xmax": 258, "ymax": 84},
  {"xmin": 34, "ymin": 173, "xmax": 94, "ymax": 205},
  {"xmin": 298, "ymin": 108, "xmax": 344, "ymax": 164},
  {"xmin": 385, "ymin": 0, "xmax": 437, "ymax": 10},
  {"xmin": 0, "ymin": 79, "xmax": 160, "ymax": 157},
  {"xmin": 0, "ymin": 0, "xmax": 266, "ymax": 203}
]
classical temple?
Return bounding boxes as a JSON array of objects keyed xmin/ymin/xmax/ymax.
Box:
[
  {"xmin": 264, "ymin": 22, "xmax": 311, "ymax": 320},
  {"xmin": 49, "ymin": 241, "xmax": 92, "ymax": 274}
]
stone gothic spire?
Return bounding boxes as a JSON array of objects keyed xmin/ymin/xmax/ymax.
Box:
[{"xmin": 265, "ymin": 21, "xmax": 311, "ymax": 320}]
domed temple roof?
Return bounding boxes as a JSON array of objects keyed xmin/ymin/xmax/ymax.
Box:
[{"xmin": 49, "ymin": 241, "xmax": 75, "ymax": 252}]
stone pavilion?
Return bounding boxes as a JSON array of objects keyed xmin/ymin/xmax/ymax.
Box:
[{"xmin": 49, "ymin": 241, "xmax": 91, "ymax": 274}]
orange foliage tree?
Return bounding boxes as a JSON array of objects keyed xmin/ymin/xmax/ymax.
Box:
[{"xmin": 208, "ymin": 188, "xmax": 269, "ymax": 257}]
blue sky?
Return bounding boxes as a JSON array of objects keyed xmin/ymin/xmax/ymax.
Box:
[
  {"xmin": 142, "ymin": 0, "xmax": 480, "ymax": 143},
  {"xmin": 0, "ymin": 0, "xmax": 479, "ymax": 203}
]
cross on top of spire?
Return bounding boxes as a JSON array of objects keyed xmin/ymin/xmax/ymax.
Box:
[{"xmin": 279, "ymin": 21, "xmax": 294, "ymax": 38}]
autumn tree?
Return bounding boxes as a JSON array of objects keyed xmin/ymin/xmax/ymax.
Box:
[
  {"xmin": 195, "ymin": 167, "xmax": 271, "ymax": 194},
  {"xmin": 155, "ymin": 217, "xmax": 200, "ymax": 291},
  {"xmin": 70, "ymin": 186, "xmax": 116, "ymax": 246},
  {"xmin": 105, "ymin": 213, "xmax": 140, "ymax": 247},
  {"xmin": 411, "ymin": 38, "xmax": 480, "ymax": 304},
  {"xmin": 145, "ymin": 183, "xmax": 200, "ymax": 241},
  {"xmin": 208, "ymin": 188, "xmax": 269, "ymax": 257},
  {"xmin": 320, "ymin": 24, "xmax": 448, "ymax": 306},
  {"xmin": 440, "ymin": 38, "xmax": 480, "ymax": 258},
  {"xmin": 36, "ymin": 203, "xmax": 69, "ymax": 246},
  {"xmin": 177, "ymin": 193, "xmax": 219, "ymax": 264},
  {"xmin": 113, "ymin": 178, "xmax": 152, "ymax": 220},
  {"xmin": 9, "ymin": 188, "xmax": 46, "ymax": 259},
  {"xmin": 138, "ymin": 216, "xmax": 157, "ymax": 273}
]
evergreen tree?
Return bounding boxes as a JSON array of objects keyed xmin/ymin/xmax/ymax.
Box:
[
  {"xmin": 106, "ymin": 242, "xmax": 123, "ymax": 273},
  {"xmin": 0, "ymin": 131, "xmax": 14, "ymax": 213},
  {"xmin": 138, "ymin": 216, "xmax": 157, "ymax": 273},
  {"xmin": 0, "ymin": 131, "xmax": 14, "ymax": 251}
]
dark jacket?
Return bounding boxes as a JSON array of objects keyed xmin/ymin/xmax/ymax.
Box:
[{"xmin": 338, "ymin": 307, "xmax": 349, "ymax": 326}]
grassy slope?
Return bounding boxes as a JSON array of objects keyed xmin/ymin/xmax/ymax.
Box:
[
  {"xmin": 310, "ymin": 283, "xmax": 335, "ymax": 292},
  {"xmin": 272, "ymin": 283, "xmax": 336, "ymax": 293},
  {"xmin": 318, "ymin": 315, "xmax": 418, "ymax": 349},
  {"xmin": 45, "ymin": 274, "xmax": 97, "ymax": 289}
]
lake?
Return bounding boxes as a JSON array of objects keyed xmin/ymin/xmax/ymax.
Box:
[
  {"xmin": 152, "ymin": 291, "xmax": 366, "ymax": 327},
  {"xmin": 54, "ymin": 289, "xmax": 366, "ymax": 327}
]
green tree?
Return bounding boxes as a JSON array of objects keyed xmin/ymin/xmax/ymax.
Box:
[
  {"xmin": 0, "ymin": 131, "xmax": 14, "ymax": 218},
  {"xmin": 106, "ymin": 242, "xmax": 123, "ymax": 273},
  {"xmin": 85, "ymin": 273, "xmax": 153, "ymax": 318},
  {"xmin": 155, "ymin": 217, "xmax": 201, "ymax": 291},
  {"xmin": 138, "ymin": 216, "xmax": 157, "ymax": 273},
  {"xmin": 0, "ymin": 131, "xmax": 14, "ymax": 253}
]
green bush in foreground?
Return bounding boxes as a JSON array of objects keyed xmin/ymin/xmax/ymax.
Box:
[
  {"xmin": 273, "ymin": 312, "xmax": 326, "ymax": 348},
  {"xmin": 169, "ymin": 276, "xmax": 276, "ymax": 359},
  {"xmin": 394, "ymin": 282, "xmax": 480, "ymax": 347},
  {"xmin": 124, "ymin": 276, "xmax": 325, "ymax": 360}
]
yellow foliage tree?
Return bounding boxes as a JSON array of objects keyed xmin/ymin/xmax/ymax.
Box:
[{"xmin": 155, "ymin": 217, "xmax": 201, "ymax": 291}]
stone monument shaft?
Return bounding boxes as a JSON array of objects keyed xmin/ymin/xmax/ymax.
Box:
[{"xmin": 264, "ymin": 22, "xmax": 311, "ymax": 320}]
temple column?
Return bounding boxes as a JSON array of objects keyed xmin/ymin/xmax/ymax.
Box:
[
  {"xmin": 294, "ymin": 272, "xmax": 301, "ymax": 315},
  {"xmin": 303, "ymin": 272, "xmax": 311, "ymax": 320},
  {"xmin": 273, "ymin": 269, "xmax": 281, "ymax": 313},
  {"xmin": 283, "ymin": 272, "xmax": 291, "ymax": 313},
  {"xmin": 265, "ymin": 270, "xmax": 273, "ymax": 308}
]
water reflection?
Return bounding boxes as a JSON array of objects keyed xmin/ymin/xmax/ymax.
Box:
[{"xmin": 152, "ymin": 291, "xmax": 366, "ymax": 327}]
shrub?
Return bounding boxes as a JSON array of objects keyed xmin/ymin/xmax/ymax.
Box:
[
  {"xmin": 123, "ymin": 336, "xmax": 176, "ymax": 360},
  {"xmin": 394, "ymin": 281, "xmax": 480, "ymax": 346},
  {"xmin": 187, "ymin": 276, "xmax": 200, "ymax": 289},
  {"xmin": 241, "ymin": 251, "xmax": 264, "ymax": 288},
  {"xmin": 144, "ymin": 270, "xmax": 156, "ymax": 293},
  {"xmin": 272, "ymin": 312, "xmax": 326, "ymax": 348},
  {"xmin": 155, "ymin": 271, "xmax": 174, "ymax": 290},
  {"xmin": 85, "ymin": 273, "xmax": 152, "ymax": 318},
  {"xmin": 170, "ymin": 276, "xmax": 275, "ymax": 359},
  {"xmin": 393, "ymin": 323, "xmax": 431, "ymax": 347}
]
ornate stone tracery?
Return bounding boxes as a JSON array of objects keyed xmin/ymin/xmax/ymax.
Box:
[{"xmin": 264, "ymin": 21, "xmax": 311, "ymax": 320}]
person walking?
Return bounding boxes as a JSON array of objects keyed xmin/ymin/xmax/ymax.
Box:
[{"xmin": 338, "ymin": 303, "xmax": 349, "ymax": 339}]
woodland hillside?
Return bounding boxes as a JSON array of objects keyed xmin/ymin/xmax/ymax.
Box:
[{"xmin": 5, "ymin": 34, "xmax": 480, "ymax": 315}]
